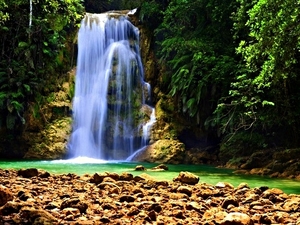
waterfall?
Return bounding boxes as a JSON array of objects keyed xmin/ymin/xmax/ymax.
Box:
[
  {"xmin": 68, "ymin": 12, "xmax": 155, "ymax": 160},
  {"xmin": 29, "ymin": 0, "xmax": 32, "ymax": 28}
]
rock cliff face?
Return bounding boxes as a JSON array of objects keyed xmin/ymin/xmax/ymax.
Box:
[
  {"xmin": 21, "ymin": 69, "xmax": 75, "ymax": 159},
  {"xmin": 0, "ymin": 67, "xmax": 74, "ymax": 159},
  {"xmin": 227, "ymin": 148, "xmax": 300, "ymax": 179}
]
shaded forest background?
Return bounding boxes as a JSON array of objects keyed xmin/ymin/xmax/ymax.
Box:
[{"xmin": 0, "ymin": 0, "xmax": 300, "ymax": 163}]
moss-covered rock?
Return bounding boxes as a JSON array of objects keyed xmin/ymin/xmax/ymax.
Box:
[
  {"xmin": 131, "ymin": 139, "xmax": 185, "ymax": 164},
  {"xmin": 20, "ymin": 69, "xmax": 75, "ymax": 159},
  {"xmin": 23, "ymin": 117, "xmax": 71, "ymax": 159},
  {"xmin": 230, "ymin": 148, "xmax": 300, "ymax": 179}
]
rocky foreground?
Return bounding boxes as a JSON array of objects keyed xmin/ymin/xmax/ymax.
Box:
[{"xmin": 0, "ymin": 169, "xmax": 300, "ymax": 225}]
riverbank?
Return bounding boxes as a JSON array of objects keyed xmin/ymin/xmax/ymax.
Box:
[{"xmin": 1, "ymin": 168, "xmax": 300, "ymax": 224}]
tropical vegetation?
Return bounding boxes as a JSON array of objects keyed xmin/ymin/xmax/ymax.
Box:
[
  {"xmin": 140, "ymin": 0, "xmax": 300, "ymax": 156},
  {"xmin": 0, "ymin": 0, "xmax": 83, "ymax": 130}
]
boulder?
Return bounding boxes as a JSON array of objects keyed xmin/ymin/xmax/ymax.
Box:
[
  {"xmin": 221, "ymin": 197, "xmax": 239, "ymax": 209},
  {"xmin": 134, "ymin": 173, "xmax": 156, "ymax": 182},
  {"xmin": 135, "ymin": 165, "xmax": 146, "ymax": 171},
  {"xmin": 202, "ymin": 207, "xmax": 228, "ymax": 224},
  {"xmin": 119, "ymin": 195, "xmax": 136, "ymax": 203},
  {"xmin": 17, "ymin": 168, "xmax": 38, "ymax": 178},
  {"xmin": 173, "ymin": 171, "xmax": 199, "ymax": 185},
  {"xmin": 0, "ymin": 185, "xmax": 13, "ymax": 206},
  {"xmin": 130, "ymin": 139, "xmax": 185, "ymax": 164},
  {"xmin": 60, "ymin": 198, "xmax": 88, "ymax": 214},
  {"xmin": 221, "ymin": 212, "xmax": 253, "ymax": 225},
  {"xmin": 282, "ymin": 196, "xmax": 300, "ymax": 212},
  {"xmin": 20, "ymin": 207, "xmax": 57, "ymax": 224},
  {"xmin": 89, "ymin": 172, "xmax": 119, "ymax": 184},
  {"xmin": 237, "ymin": 183, "xmax": 250, "ymax": 190},
  {"xmin": 38, "ymin": 170, "xmax": 51, "ymax": 178},
  {"xmin": 89, "ymin": 173, "xmax": 104, "ymax": 184},
  {"xmin": 216, "ymin": 182, "xmax": 234, "ymax": 189},
  {"xmin": 177, "ymin": 186, "xmax": 193, "ymax": 197},
  {"xmin": 151, "ymin": 164, "xmax": 169, "ymax": 171},
  {"xmin": 119, "ymin": 172, "xmax": 134, "ymax": 181}
]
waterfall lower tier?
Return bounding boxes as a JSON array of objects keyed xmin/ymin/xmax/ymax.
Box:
[{"xmin": 68, "ymin": 12, "xmax": 155, "ymax": 160}]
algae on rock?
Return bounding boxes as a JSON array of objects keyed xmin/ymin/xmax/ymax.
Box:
[{"xmin": 24, "ymin": 117, "xmax": 72, "ymax": 159}]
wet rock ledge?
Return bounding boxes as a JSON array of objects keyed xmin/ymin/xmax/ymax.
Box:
[{"xmin": 0, "ymin": 169, "xmax": 300, "ymax": 224}]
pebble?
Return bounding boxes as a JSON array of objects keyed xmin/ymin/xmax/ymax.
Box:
[{"xmin": 0, "ymin": 168, "xmax": 299, "ymax": 224}]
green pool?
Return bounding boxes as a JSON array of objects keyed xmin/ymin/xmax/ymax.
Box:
[{"xmin": 0, "ymin": 157, "xmax": 299, "ymax": 194}]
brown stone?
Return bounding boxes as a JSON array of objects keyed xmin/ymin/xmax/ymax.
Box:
[
  {"xmin": 185, "ymin": 201, "xmax": 203, "ymax": 213},
  {"xmin": 38, "ymin": 170, "xmax": 51, "ymax": 178},
  {"xmin": 105, "ymin": 172, "xmax": 120, "ymax": 181},
  {"xmin": 282, "ymin": 196, "xmax": 300, "ymax": 211},
  {"xmin": 62, "ymin": 207, "xmax": 80, "ymax": 216},
  {"xmin": 119, "ymin": 172, "xmax": 134, "ymax": 181},
  {"xmin": 0, "ymin": 185, "xmax": 13, "ymax": 206},
  {"xmin": 173, "ymin": 171, "xmax": 199, "ymax": 185},
  {"xmin": 221, "ymin": 212, "xmax": 253, "ymax": 225},
  {"xmin": 127, "ymin": 206, "xmax": 140, "ymax": 216},
  {"xmin": 135, "ymin": 165, "xmax": 146, "ymax": 171},
  {"xmin": 134, "ymin": 173, "xmax": 156, "ymax": 182},
  {"xmin": 215, "ymin": 181, "xmax": 234, "ymax": 189},
  {"xmin": 60, "ymin": 198, "xmax": 88, "ymax": 213},
  {"xmin": 20, "ymin": 207, "xmax": 57, "ymax": 224},
  {"xmin": 221, "ymin": 197, "xmax": 239, "ymax": 209},
  {"xmin": 148, "ymin": 210, "xmax": 157, "ymax": 221},
  {"xmin": 89, "ymin": 173, "xmax": 105, "ymax": 184},
  {"xmin": 177, "ymin": 185, "xmax": 193, "ymax": 197},
  {"xmin": 151, "ymin": 164, "xmax": 169, "ymax": 171},
  {"xmin": 119, "ymin": 195, "xmax": 136, "ymax": 203},
  {"xmin": 17, "ymin": 168, "xmax": 38, "ymax": 178}
]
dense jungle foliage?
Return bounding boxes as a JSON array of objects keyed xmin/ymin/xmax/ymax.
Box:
[
  {"xmin": 0, "ymin": 0, "xmax": 84, "ymax": 130},
  {"xmin": 140, "ymin": 0, "xmax": 300, "ymax": 156}
]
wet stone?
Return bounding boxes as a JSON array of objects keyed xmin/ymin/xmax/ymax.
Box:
[
  {"xmin": 135, "ymin": 165, "xmax": 146, "ymax": 171},
  {"xmin": 17, "ymin": 168, "xmax": 38, "ymax": 178},
  {"xmin": 173, "ymin": 172, "xmax": 199, "ymax": 185},
  {"xmin": 119, "ymin": 195, "xmax": 136, "ymax": 202},
  {"xmin": 0, "ymin": 185, "xmax": 13, "ymax": 206}
]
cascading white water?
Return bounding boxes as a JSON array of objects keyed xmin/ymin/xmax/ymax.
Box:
[
  {"xmin": 142, "ymin": 109, "xmax": 156, "ymax": 145},
  {"xmin": 68, "ymin": 12, "xmax": 155, "ymax": 160}
]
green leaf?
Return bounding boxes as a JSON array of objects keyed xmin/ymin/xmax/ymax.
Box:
[
  {"xmin": 11, "ymin": 100, "xmax": 23, "ymax": 111},
  {"xmin": 18, "ymin": 42, "xmax": 28, "ymax": 48},
  {"xmin": 262, "ymin": 100, "xmax": 274, "ymax": 106},
  {"xmin": 23, "ymin": 84, "xmax": 31, "ymax": 92}
]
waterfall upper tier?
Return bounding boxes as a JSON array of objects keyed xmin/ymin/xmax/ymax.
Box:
[{"xmin": 68, "ymin": 12, "xmax": 155, "ymax": 160}]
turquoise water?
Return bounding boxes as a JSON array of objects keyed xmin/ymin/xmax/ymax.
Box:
[{"xmin": 0, "ymin": 158, "xmax": 299, "ymax": 194}]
